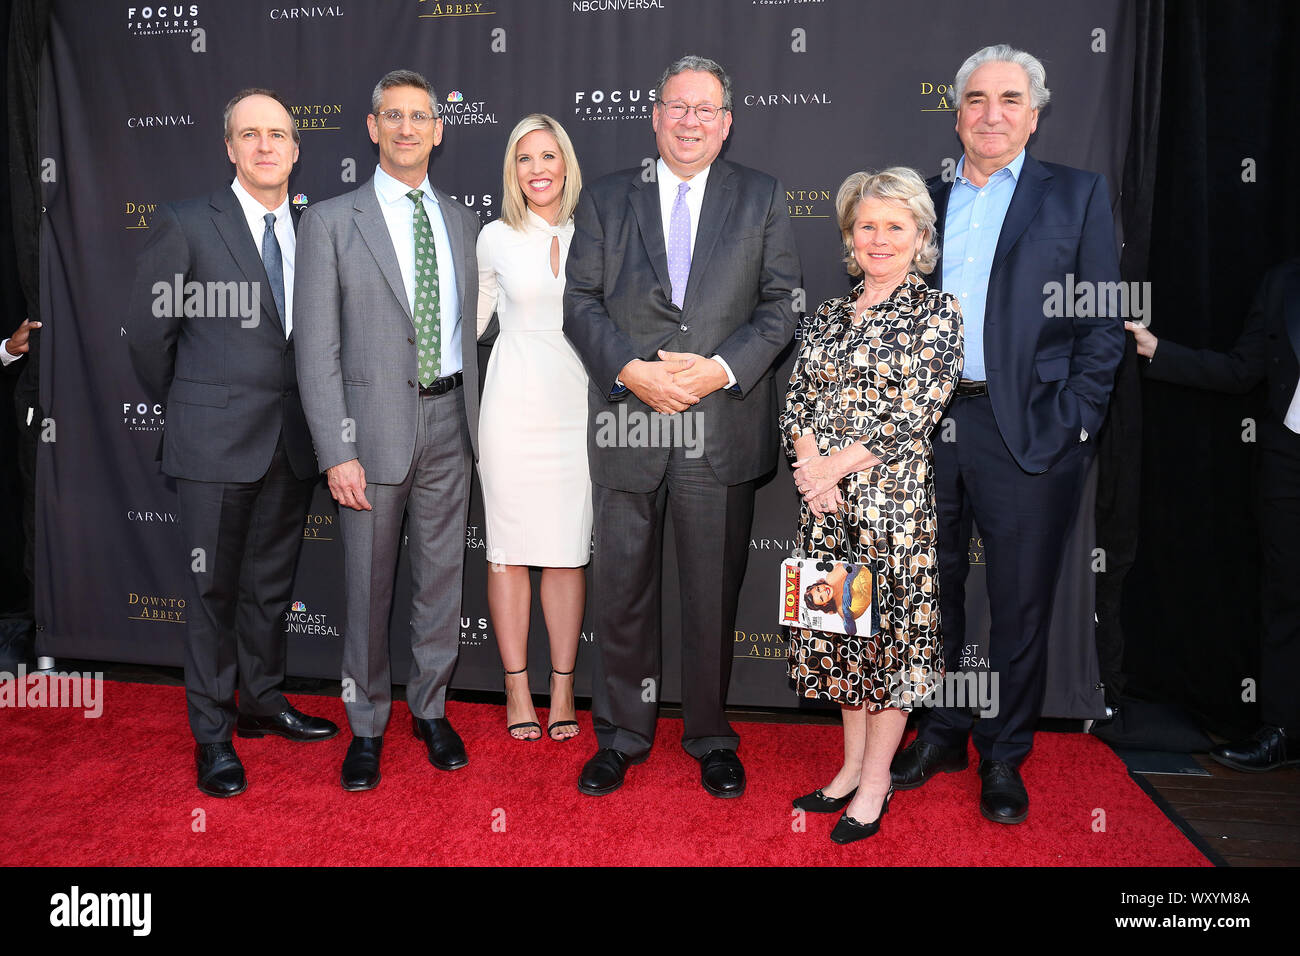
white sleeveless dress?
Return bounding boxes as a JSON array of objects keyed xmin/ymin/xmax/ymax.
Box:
[{"xmin": 475, "ymin": 210, "xmax": 592, "ymax": 566}]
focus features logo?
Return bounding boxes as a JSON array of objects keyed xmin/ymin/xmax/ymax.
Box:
[
  {"xmin": 573, "ymin": 88, "xmax": 656, "ymax": 121},
  {"xmin": 460, "ymin": 614, "xmax": 489, "ymax": 647},
  {"xmin": 122, "ymin": 400, "xmax": 165, "ymax": 432},
  {"xmin": 126, "ymin": 4, "xmax": 200, "ymax": 36},
  {"xmin": 447, "ymin": 191, "xmax": 496, "ymax": 223}
]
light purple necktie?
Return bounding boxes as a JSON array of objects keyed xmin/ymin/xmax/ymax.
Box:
[{"xmin": 667, "ymin": 181, "xmax": 691, "ymax": 308}]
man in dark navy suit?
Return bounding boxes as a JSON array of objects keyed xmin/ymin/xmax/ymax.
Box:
[
  {"xmin": 890, "ymin": 45, "xmax": 1124, "ymax": 822},
  {"xmin": 1128, "ymin": 260, "xmax": 1300, "ymax": 772},
  {"xmin": 129, "ymin": 89, "xmax": 338, "ymax": 799}
]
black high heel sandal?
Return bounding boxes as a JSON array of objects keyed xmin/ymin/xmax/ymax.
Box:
[
  {"xmin": 504, "ymin": 666, "xmax": 541, "ymax": 741},
  {"xmin": 547, "ymin": 668, "xmax": 580, "ymax": 741}
]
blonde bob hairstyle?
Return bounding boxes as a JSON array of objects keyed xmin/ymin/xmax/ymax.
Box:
[
  {"xmin": 835, "ymin": 167, "xmax": 939, "ymax": 276},
  {"xmin": 499, "ymin": 113, "xmax": 583, "ymax": 231}
]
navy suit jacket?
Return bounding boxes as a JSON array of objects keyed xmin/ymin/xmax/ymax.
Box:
[{"xmin": 929, "ymin": 152, "xmax": 1124, "ymax": 473}]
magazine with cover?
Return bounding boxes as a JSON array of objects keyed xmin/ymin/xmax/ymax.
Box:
[{"xmin": 779, "ymin": 557, "xmax": 878, "ymax": 637}]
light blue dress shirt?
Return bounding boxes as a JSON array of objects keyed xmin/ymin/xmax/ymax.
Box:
[
  {"xmin": 373, "ymin": 164, "xmax": 461, "ymax": 376},
  {"xmin": 941, "ymin": 150, "xmax": 1026, "ymax": 382}
]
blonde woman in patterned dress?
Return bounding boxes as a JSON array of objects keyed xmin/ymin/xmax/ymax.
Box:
[{"xmin": 782, "ymin": 168, "xmax": 962, "ymax": 843}]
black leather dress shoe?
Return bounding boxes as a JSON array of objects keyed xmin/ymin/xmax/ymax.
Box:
[
  {"xmin": 411, "ymin": 715, "xmax": 468, "ymax": 771},
  {"xmin": 792, "ymin": 787, "xmax": 857, "ymax": 812},
  {"xmin": 236, "ymin": 703, "xmax": 340, "ymax": 742},
  {"xmin": 195, "ymin": 741, "xmax": 247, "ymax": 798},
  {"xmin": 829, "ymin": 787, "xmax": 893, "ymax": 844},
  {"xmin": 978, "ymin": 759, "xmax": 1028, "ymax": 824},
  {"xmin": 699, "ymin": 749, "xmax": 746, "ymax": 798},
  {"xmin": 1210, "ymin": 725, "xmax": 1298, "ymax": 772},
  {"xmin": 578, "ymin": 748, "xmax": 643, "ymax": 796},
  {"xmin": 341, "ymin": 736, "xmax": 382, "ymax": 791},
  {"xmin": 890, "ymin": 739, "xmax": 968, "ymax": 790}
]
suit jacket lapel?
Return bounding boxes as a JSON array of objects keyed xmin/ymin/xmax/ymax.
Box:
[
  {"xmin": 629, "ymin": 173, "xmax": 673, "ymax": 306},
  {"xmin": 1286, "ymin": 262, "xmax": 1300, "ymax": 365},
  {"xmin": 432, "ymin": 185, "xmax": 474, "ymax": 357},
  {"xmin": 354, "ymin": 178, "xmax": 414, "ymax": 325},
  {"xmin": 991, "ymin": 152, "xmax": 1052, "ymax": 275},
  {"xmin": 682, "ymin": 161, "xmax": 737, "ymax": 309},
  {"xmin": 211, "ymin": 187, "xmax": 283, "ymax": 333},
  {"xmin": 928, "ymin": 177, "xmax": 952, "ymax": 288}
]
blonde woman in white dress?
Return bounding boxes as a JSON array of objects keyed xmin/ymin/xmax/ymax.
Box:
[{"xmin": 476, "ymin": 114, "xmax": 590, "ymax": 741}]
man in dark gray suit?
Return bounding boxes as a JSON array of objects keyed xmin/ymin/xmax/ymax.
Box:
[
  {"xmin": 294, "ymin": 70, "xmax": 481, "ymax": 791},
  {"xmin": 564, "ymin": 55, "xmax": 801, "ymax": 798},
  {"xmin": 129, "ymin": 89, "xmax": 338, "ymax": 799}
]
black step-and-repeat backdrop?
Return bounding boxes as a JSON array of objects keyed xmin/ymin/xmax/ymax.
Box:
[{"xmin": 37, "ymin": 0, "xmax": 1133, "ymax": 717}]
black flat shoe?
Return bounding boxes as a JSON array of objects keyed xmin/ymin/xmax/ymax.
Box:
[
  {"xmin": 699, "ymin": 749, "xmax": 746, "ymax": 798},
  {"xmin": 792, "ymin": 787, "xmax": 857, "ymax": 813},
  {"xmin": 578, "ymin": 748, "xmax": 643, "ymax": 796},
  {"xmin": 1210, "ymin": 725, "xmax": 1298, "ymax": 772},
  {"xmin": 195, "ymin": 741, "xmax": 246, "ymax": 798},
  {"xmin": 978, "ymin": 759, "xmax": 1028, "ymax": 824},
  {"xmin": 412, "ymin": 715, "xmax": 468, "ymax": 771},
  {"xmin": 830, "ymin": 787, "xmax": 893, "ymax": 844},
  {"xmin": 236, "ymin": 703, "xmax": 340, "ymax": 742},
  {"xmin": 341, "ymin": 736, "xmax": 382, "ymax": 791},
  {"xmin": 889, "ymin": 739, "xmax": 968, "ymax": 790}
]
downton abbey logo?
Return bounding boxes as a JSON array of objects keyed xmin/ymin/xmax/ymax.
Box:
[
  {"xmin": 127, "ymin": 4, "xmax": 200, "ymax": 36},
  {"xmin": 919, "ymin": 81, "xmax": 956, "ymax": 112},
  {"xmin": 734, "ymin": 628, "xmax": 789, "ymax": 660},
  {"xmin": 124, "ymin": 200, "xmax": 157, "ymax": 230},
  {"xmin": 303, "ymin": 511, "xmax": 335, "ymax": 540},
  {"xmin": 418, "ymin": 1, "xmax": 494, "ymax": 16},
  {"xmin": 290, "ymin": 102, "xmax": 343, "ymax": 131},
  {"xmin": 786, "ymin": 186, "xmax": 832, "ymax": 220},
  {"xmin": 128, "ymin": 590, "xmax": 186, "ymax": 624}
]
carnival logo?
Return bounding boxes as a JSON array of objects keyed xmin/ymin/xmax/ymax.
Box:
[
  {"xmin": 572, "ymin": 87, "xmax": 656, "ymax": 121},
  {"xmin": 124, "ymin": 201, "xmax": 157, "ymax": 230},
  {"xmin": 122, "ymin": 400, "xmax": 165, "ymax": 432},
  {"xmin": 284, "ymin": 601, "xmax": 340, "ymax": 638},
  {"xmin": 750, "ymin": 537, "xmax": 799, "ymax": 551},
  {"xmin": 741, "ymin": 90, "xmax": 832, "ymax": 108},
  {"xmin": 920, "ymin": 81, "xmax": 956, "ymax": 112},
  {"xmin": 126, "ymin": 4, "xmax": 200, "ymax": 36},
  {"xmin": 417, "ymin": 1, "xmax": 494, "ymax": 17},
  {"xmin": 441, "ymin": 91, "xmax": 498, "ymax": 127},
  {"xmin": 289, "ymin": 102, "xmax": 343, "ymax": 131},
  {"xmin": 126, "ymin": 114, "xmax": 195, "ymax": 129},
  {"xmin": 570, "ymin": 0, "xmax": 665, "ymax": 12},
  {"xmin": 303, "ymin": 512, "xmax": 335, "ymax": 540},
  {"xmin": 269, "ymin": 4, "xmax": 344, "ymax": 18},
  {"xmin": 786, "ymin": 186, "xmax": 832, "ymax": 219},
  {"xmin": 126, "ymin": 509, "xmax": 178, "ymax": 523},
  {"xmin": 127, "ymin": 590, "xmax": 186, "ymax": 624}
]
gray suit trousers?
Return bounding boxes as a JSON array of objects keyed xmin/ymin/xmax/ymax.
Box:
[{"xmin": 339, "ymin": 387, "xmax": 470, "ymax": 736}]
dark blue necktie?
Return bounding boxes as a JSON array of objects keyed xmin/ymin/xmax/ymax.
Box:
[{"xmin": 262, "ymin": 212, "xmax": 286, "ymax": 328}]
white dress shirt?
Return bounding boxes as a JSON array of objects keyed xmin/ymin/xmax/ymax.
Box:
[
  {"xmin": 231, "ymin": 177, "xmax": 295, "ymax": 337},
  {"xmin": 372, "ymin": 165, "xmax": 461, "ymax": 376}
]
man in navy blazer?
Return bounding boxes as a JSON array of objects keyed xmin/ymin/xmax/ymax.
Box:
[{"xmin": 890, "ymin": 45, "xmax": 1124, "ymax": 823}]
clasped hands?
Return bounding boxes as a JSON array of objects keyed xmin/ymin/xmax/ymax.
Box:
[
  {"xmin": 792, "ymin": 437, "xmax": 882, "ymax": 517},
  {"xmin": 618, "ymin": 350, "xmax": 729, "ymax": 414}
]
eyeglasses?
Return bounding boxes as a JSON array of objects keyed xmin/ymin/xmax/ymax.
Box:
[
  {"xmin": 658, "ymin": 100, "xmax": 725, "ymax": 122},
  {"xmin": 375, "ymin": 109, "xmax": 436, "ymax": 129}
]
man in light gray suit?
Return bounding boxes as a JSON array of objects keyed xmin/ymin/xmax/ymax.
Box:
[{"xmin": 294, "ymin": 70, "xmax": 481, "ymax": 791}]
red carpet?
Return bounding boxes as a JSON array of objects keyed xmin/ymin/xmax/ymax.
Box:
[{"xmin": 0, "ymin": 679, "xmax": 1208, "ymax": 866}]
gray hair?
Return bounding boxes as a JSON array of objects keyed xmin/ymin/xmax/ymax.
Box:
[
  {"xmin": 223, "ymin": 88, "xmax": 300, "ymax": 144},
  {"xmin": 953, "ymin": 44, "xmax": 1051, "ymax": 110},
  {"xmin": 370, "ymin": 69, "xmax": 440, "ymax": 116},
  {"xmin": 835, "ymin": 167, "xmax": 939, "ymax": 276},
  {"xmin": 655, "ymin": 54, "xmax": 732, "ymax": 111}
]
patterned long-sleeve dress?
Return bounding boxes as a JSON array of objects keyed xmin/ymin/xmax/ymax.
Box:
[{"xmin": 781, "ymin": 272, "xmax": 963, "ymax": 710}]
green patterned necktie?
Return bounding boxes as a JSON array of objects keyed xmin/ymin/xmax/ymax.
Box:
[{"xmin": 408, "ymin": 188, "xmax": 441, "ymax": 385}]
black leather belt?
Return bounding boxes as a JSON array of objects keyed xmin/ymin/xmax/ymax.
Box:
[
  {"xmin": 418, "ymin": 371, "xmax": 463, "ymax": 396},
  {"xmin": 955, "ymin": 379, "xmax": 988, "ymax": 397}
]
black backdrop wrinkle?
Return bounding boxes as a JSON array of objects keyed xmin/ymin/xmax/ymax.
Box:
[
  {"xmin": 1123, "ymin": 0, "xmax": 1300, "ymax": 737},
  {"xmin": 25, "ymin": 0, "xmax": 1140, "ymax": 717}
]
